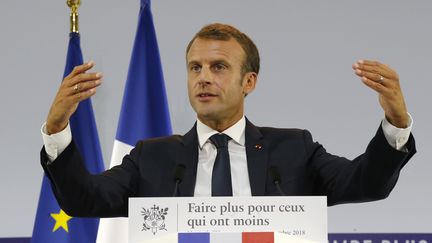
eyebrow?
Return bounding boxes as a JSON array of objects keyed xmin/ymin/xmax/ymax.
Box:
[
  {"xmin": 187, "ymin": 59, "xmax": 230, "ymax": 67},
  {"xmin": 210, "ymin": 59, "xmax": 229, "ymax": 66},
  {"xmin": 187, "ymin": 61, "xmax": 200, "ymax": 67}
]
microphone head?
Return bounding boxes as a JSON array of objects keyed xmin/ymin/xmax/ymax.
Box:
[
  {"xmin": 173, "ymin": 164, "xmax": 186, "ymax": 182},
  {"xmin": 268, "ymin": 166, "xmax": 281, "ymax": 183}
]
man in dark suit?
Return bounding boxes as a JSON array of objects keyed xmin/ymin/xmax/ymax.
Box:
[{"xmin": 41, "ymin": 23, "xmax": 415, "ymax": 218}]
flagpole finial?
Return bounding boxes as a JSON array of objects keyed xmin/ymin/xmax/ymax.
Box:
[{"xmin": 67, "ymin": 0, "xmax": 81, "ymax": 33}]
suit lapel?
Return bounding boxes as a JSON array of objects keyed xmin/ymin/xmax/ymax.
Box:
[
  {"xmin": 245, "ymin": 119, "xmax": 269, "ymax": 196},
  {"xmin": 177, "ymin": 124, "xmax": 199, "ymax": 196},
  {"xmin": 175, "ymin": 120, "xmax": 269, "ymax": 196}
]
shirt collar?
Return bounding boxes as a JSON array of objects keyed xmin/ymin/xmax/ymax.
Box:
[{"xmin": 196, "ymin": 116, "xmax": 246, "ymax": 149}]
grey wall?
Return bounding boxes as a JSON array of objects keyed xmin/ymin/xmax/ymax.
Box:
[{"xmin": 0, "ymin": 0, "xmax": 430, "ymax": 237}]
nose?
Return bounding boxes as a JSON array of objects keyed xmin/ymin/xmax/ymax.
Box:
[
  {"xmin": 198, "ymin": 79, "xmax": 211, "ymax": 87},
  {"xmin": 197, "ymin": 66, "xmax": 213, "ymax": 86}
]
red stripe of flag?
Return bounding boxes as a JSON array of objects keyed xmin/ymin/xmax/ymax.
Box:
[{"xmin": 242, "ymin": 232, "xmax": 274, "ymax": 243}]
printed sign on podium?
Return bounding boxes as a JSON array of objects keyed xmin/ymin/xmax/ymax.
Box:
[{"xmin": 129, "ymin": 196, "xmax": 327, "ymax": 243}]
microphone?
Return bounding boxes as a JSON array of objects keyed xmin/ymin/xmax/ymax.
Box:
[
  {"xmin": 172, "ymin": 164, "xmax": 186, "ymax": 197},
  {"xmin": 268, "ymin": 166, "xmax": 286, "ymax": 196}
]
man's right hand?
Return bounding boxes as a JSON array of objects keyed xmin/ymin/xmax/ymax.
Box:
[{"xmin": 46, "ymin": 61, "xmax": 102, "ymax": 135}]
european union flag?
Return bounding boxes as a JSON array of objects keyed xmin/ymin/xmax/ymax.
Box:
[
  {"xmin": 96, "ymin": 0, "xmax": 172, "ymax": 242},
  {"xmin": 31, "ymin": 32, "xmax": 105, "ymax": 243}
]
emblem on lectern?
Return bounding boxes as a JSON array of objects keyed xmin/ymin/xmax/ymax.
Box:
[{"xmin": 141, "ymin": 205, "xmax": 168, "ymax": 235}]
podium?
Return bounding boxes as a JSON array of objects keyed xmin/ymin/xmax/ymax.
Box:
[{"xmin": 129, "ymin": 196, "xmax": 327, "ymax": 243}]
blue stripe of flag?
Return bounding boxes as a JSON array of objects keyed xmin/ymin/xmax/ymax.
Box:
[{"xmin": 178, "ymin": 233, "xmax": 210, "ymax": 243}]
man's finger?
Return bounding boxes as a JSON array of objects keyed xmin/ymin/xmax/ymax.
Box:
[
  {"xmin": 355, "ymin": 70, "xmax": 389, "ymax": 86},
  {"xmin": 64, "ymin": 61, "xmax": 95, "ymax": 79},
  {"xmin": 353, "ymin": 63, "xmax": 379, "ymax": 74},
  {"xmin": 358, "ymin": 59, "xmax": 380, "ymax": 66},
  {"xmin": 71, "ymin": 88, "xmax": 97, "ymax": 103},
  {"xmin": 66, "ymin": 72, "xmax": 103, "ymax": 87},
  {"xmin": 361, "ymin": 77, "xmax": 387, "ymax": 93},
  {"xmin": 67, "ymin": 79, "xmax": 102, "ymax": 96},
  {"xmin": 353, "ymin": 61, "xmax": 396, "ymax": 80}
]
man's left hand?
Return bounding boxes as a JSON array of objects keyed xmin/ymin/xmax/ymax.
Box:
[{"xmin": 353, "ymin": 60, "xmax": 409, "ymax": 128}]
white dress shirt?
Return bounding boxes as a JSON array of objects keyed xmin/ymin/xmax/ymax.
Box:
[
  {"xmin": 194, "ymin": 116, "xmax": 251, "ymax": 196},
  {"xmin": 41, "ymin": 115, "xmax": 413, "ymax": 196}
]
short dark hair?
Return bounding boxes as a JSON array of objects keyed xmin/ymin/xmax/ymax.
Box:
[{"xmin": 186, "ymin": 23, "xmax": 260, "ymax": 75}]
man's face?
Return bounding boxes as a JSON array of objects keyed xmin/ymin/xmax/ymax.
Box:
[{"xmin": 187, "ymin": 38, "xmax": 255, "ymax": 124}]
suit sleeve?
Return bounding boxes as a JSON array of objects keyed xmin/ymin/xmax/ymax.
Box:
[
  {"xmin": 304, "ymin": 126, "xmax": 416, "ymax": 206},
  {"xmin": 40, "ymin": 140, "xmax": 142, "ymax": 217}
]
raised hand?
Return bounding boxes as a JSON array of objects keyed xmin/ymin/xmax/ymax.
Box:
[
  {"xmin": 353, "ymin": 60, "xmax": 409, "ymax": 128},
  {"xmin": 46, "ymin": 61, "xmax": 102, "ymax": 134}
]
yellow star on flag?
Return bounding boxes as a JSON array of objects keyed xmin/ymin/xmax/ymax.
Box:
[{"xmin": 50, "ymin": 209, "xmax": 72, "ymax": 232}]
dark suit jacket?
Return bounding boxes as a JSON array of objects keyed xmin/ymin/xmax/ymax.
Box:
[{"xmin": 41, "ymin": 119, "xmax": 416, "ymax": 218}]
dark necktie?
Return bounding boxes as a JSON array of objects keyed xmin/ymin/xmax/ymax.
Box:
[{"xmin": 210, "ymin": 134, "xmax": 233, "ymax": 196}]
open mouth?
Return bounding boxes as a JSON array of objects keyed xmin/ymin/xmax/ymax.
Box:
[{"xmin": 197, "ymin": 93, "xmax": 217, "ymax": 97}]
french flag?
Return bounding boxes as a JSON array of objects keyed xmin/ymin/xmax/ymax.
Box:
[
  {"xmin": 143, "ymin": 232, "xmax": 316, "ymax": 243},
  {"xmin": 95, "ymin": 0, "xmax": 172, "ymax": 243}
]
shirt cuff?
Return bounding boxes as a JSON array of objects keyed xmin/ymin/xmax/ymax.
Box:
[
  {"xmin": 41, "ymin": 122, "xmax": 72, "ymax": 162},
  {"xmin": 381, "ymin": 113, "xmax": 413, "ymax": 151}
]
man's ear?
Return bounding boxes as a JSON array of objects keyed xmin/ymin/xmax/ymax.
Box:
[{"xmin": 242, "ymin": 72, "xmax": 257, "ymax": 96}]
